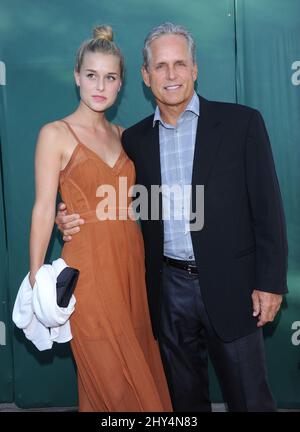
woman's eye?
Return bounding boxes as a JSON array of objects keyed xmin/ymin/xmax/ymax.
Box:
[
  {"xmin": 107, "ymin": 75, "xmax": 116, "ymax": 81},
  {"xmin": 87, "ymin": 73, "xmax": 95, "ymax": 79}
]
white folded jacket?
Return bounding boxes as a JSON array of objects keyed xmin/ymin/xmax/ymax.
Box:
[{"xmin": 12, "ymin": 258, "xmax": 76, "ymax": 351}]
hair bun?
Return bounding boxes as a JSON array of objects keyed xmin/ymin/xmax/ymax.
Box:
[{"xmin": 93, "ymin": 25, "xmax": 113, "ymax": 42}]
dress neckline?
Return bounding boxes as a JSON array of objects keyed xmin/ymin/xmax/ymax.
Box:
[{"xmin": 61, "ymin": 120, "xmax": 124, "ymax": 171}]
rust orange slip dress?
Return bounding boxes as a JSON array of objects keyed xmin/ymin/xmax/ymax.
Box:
[{"xmin": 59, "ymin": 120, "xmax": 172, "ymax": 412}]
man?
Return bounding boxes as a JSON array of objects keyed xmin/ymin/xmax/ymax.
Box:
[{"xmin": 56, "ymin": 23, "xmax": 288, "ymax": 411}]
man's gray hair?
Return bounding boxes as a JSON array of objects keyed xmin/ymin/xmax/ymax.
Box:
[{"xmin": 143, "ymin": 22, "xmax": 196, "ymax": 70}]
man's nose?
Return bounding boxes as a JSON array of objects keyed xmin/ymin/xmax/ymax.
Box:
[{"xmin": 166, "ymin": 65, "xmax": 176, "ymax": 80}]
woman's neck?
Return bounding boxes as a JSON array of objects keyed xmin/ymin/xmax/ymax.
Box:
[{"xmin": 72, "ymin": 101, "xmax": 108, "ymax": 131}]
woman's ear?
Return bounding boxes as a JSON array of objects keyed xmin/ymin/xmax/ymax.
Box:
[{"xmin": 74, "ymin": 70, "xmax": 80, "ymax": 87}]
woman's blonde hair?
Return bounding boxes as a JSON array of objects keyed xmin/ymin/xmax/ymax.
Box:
[{"xmin": 75, "ymin": 25, "xmax": 124, "ymax": 78}]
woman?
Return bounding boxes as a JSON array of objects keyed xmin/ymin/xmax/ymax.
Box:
[{"xmin": 29, "ymin": 25, "xmax": 172, "ymax": 412}]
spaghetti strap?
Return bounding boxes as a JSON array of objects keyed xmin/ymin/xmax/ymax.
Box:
[
  {"xmin": 60, "ymin": 120, "xmax": 81, "ymax": 143},
  {"xmin": 116, "ymin": 124, "xmax": 123, "ymax": 139}
]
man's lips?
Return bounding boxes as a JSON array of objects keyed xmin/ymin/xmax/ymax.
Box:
[{"xmin": 164, "ymin": 84, "xmax": 182, "ymax": 90}]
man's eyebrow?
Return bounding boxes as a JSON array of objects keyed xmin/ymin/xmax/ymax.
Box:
[{"xmin": 155, "ymin": 60, "xmax": 187, "ymax": 65}]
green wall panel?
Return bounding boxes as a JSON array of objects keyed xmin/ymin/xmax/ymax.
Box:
[{"xmin": 236, "ymin": 0, "xmax": 300, "ymax": 407}]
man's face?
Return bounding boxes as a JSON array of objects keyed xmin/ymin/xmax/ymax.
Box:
[{"xmin": 142, "ymin": 34, "xmax": 197, "ymax": 112}]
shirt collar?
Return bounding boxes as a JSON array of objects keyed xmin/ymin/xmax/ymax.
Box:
[{"xmin": 153, "ymin": 91, "xmax": 200, "ymax": 127}]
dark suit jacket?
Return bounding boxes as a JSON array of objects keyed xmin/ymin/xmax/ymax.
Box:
[{"xmin": 122, "ymin": 95, "xmax": 288, "ymax": 342}]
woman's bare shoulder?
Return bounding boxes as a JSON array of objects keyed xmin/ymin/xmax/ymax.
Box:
[
  {"xmin": 36, "ymin": 120, "xmax": 71, "ymax": 156},
  {"xmin": 39, "ymin": 119, "xmax": 76, "ymax": 144},
  {"xmin": 39, "ymin": 119, "xmax": 69, "ymax": 137}
]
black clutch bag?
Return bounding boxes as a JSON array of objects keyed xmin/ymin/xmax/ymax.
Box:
[{"xmin": 56, "ymin": 266, "xmax": 79, "ymax": 307}]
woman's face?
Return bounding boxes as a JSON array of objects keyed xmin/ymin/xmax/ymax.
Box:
[{"xmin": 75, "ymin": 51, "xmax": 122, "ymax": 112}]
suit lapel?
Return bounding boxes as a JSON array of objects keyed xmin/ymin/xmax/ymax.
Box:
[
  {"xmin": 138, "ymin": 119, "xmax": 163, "ymax": 231},
  {"xmin": 140, "ymin": 118, "xmax": 162, "ymax": 187},
  {"xmin": 192, "ymin": 96, "xmax": 222, "ymax": 187}
]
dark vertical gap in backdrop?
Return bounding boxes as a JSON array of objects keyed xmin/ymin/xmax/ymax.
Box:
[
  {"xmin": 0, "ymin": 140, "xmax": 8, "ymax": 249},
  {"xmin": 233, "ymin": 0, "xmax": 238, "ymax": 104}
]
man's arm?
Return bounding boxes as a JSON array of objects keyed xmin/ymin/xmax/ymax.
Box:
[{"xmin": 245, "ymin": 109, "xmax": 288, "ymax": 326}]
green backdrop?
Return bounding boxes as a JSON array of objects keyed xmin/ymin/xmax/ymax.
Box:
[{"xmin": 0, "ymin": 0, "xmax": 299, "ymax": 408}]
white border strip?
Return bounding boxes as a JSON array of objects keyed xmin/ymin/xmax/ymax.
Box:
[
  {"xmin": 0, "ymin": 321, "xmax": 6, "ymax": 346},
  {"xmin": 0, "ymin": 61, "xmax": 6, "ymax": 86}
]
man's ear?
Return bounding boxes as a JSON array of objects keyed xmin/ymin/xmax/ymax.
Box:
[
  {"xmin": 192, "ymin": 63, "xmax": 198, "ymax": 82},
  {"xmin": 141, "ymin": 65, "xmax": 150, "ymax": 87}
]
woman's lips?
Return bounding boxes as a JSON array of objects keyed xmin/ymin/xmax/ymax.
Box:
[{"xmin": 92, "ymin": 95, "xmax": 107, "ymax": 102}]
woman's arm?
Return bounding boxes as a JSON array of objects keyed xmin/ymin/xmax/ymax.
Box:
[{"xmin": 29, "ymin": 123, "xmax": 63, "ymax": 287}]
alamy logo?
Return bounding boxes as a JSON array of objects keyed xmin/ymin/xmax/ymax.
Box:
[
  {"xmin": 95, "ymin": 178, "xmax": 205, "ymax": 232},
  {"xmin": 291, "ymin": 321, "xmax": 300, "ymax": 346},
  {"xmin": 291, "ymin": 61, "xmax": 300, "ymax": 85},
  {"xmin": 0, "ymin": 321, "xmax": 5, "ymax": 346}
]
